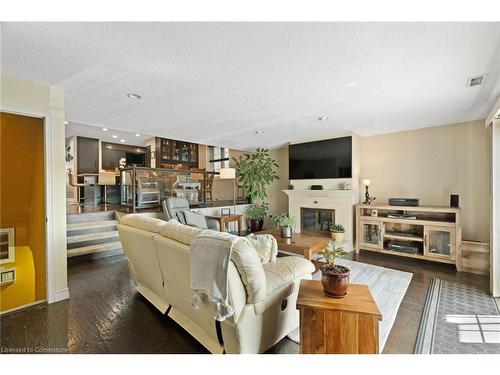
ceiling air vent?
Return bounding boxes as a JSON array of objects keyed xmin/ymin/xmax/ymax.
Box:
[{"xmin": 467, "ymin": 74, "xmax": 486, "ymax": 88}]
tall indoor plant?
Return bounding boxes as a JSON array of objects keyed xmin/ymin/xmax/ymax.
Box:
[{"xmin": 233, "ymin": 148, "xmax": 279, "ymax": 232}]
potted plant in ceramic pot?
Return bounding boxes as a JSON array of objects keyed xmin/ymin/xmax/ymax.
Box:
[
  {"xmin": 246, "ymin": 202, "xmax": 269, "ymax": 233},
  {"xmin": 233, "ymin": 148, "xmax": 279, "ymax": 233},
  {"xmin": 319, "ymin": 241, "xmax": 352, "ymax": 298},
  {"xmin": 272, "ymin": 212, "xmax": 295, "ymax": 238},
  {"xmin": 329, "ymin": 224, "xmax": 345, "ymax": 242}
]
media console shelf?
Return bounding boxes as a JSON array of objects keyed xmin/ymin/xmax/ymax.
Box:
[{"xmin": 355, "ymin": 204, "xmax": 462, "ymax": 270}]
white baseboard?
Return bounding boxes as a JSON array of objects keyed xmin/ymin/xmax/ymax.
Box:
[
  {"xmin": 52, "ymin": 287, "xmax": 70, "ymax": 303},
  {"xmin": 0, "ymin": 299, "xmax": 46, "ymax": 315}
]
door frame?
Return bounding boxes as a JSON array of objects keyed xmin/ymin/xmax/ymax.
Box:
[
  {"xmin": 490, "ymin": 119, "xmax": 500, "ymax": 297},
  {"xmin": 1, "ymin": 104, "xmax": 58, "ymax": 303}
]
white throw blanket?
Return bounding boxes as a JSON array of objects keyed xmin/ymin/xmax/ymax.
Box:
[{"xmin": 190, "ymin": 232, "xmax": 236, "ymax": 321}]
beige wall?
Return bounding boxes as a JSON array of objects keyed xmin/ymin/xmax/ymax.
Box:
[
  {"xmin": 266, "ymin": 119, "xmax": 489, "ymax": 242},
  {"xmin": 359, "ymin": 120, "xmax": 489, "ymax": 242},
  {"xmin": 267, "ymin": 147, "xmax": 290, "ymax": 223},
  {"xmin": 1, "ymin": 75, "xmax": 68, "ymax": 302}
]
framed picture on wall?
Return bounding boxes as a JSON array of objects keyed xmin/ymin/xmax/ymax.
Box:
[{"xmin": 0, "ymin": 228, "xmax": 15, "ymax": 264}]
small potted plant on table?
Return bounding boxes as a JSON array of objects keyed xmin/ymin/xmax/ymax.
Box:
[
  {"xmin": 330, "ymin": 224, "xmax": 345, "ymax": 242},
  {"xmin": 319, "ymin": 241, "xmax": 352, "ymax": 298},
  {"xmin": 272, "ymin": 212, "xmax": 295, "ymax": 238}
]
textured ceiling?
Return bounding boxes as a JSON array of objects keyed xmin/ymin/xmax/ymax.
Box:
[{"xmin": 1, "ymin": 22, "xmax": 500, "ymax": 150}]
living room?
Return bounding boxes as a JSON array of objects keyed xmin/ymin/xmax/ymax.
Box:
[{"xmin": 1, "ymin": 1, "xmax": 500, "ymax": 373}]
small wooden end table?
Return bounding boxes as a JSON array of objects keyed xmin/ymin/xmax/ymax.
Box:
[
  {"xmin": 206, "ymin": 214, "xmax": 243, "ymax": 236},
  {"xmin": 297, "ymin": 279, "xmax": 382, "ymax": 354},
  {"xmin": 257, "ymin": 228, "xmax": 330, "ymax": 260}
]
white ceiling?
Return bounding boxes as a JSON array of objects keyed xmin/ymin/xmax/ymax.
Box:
[
  {"xmin": 65, "ymin": 122, "xmax": 152, "ymax": 147},
  {"xmin": 1, "ymin": 22, "xmax": 500, "ymax": 150}
]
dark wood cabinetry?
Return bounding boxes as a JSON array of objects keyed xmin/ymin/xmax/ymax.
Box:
[{"xmin": 155, "ymin": 137, "xmax": 198, "ymax": 169}]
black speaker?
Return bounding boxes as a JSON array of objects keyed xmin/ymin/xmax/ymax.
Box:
[
  {"xmin": 450, "ymin": 194, "xmax": 459, "ymax": 207},
  {"xmin": 310, "ymin": 185, "xmax": 323, "ymax": 190}
]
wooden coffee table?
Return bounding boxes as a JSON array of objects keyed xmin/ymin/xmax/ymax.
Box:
[
  {"xmin": 206, "ymin": 214, "xmax": 243, "ymax": 236},
  {"xmin": 258, "ymin": 228, "xmax": 330, "ymax": 260}
]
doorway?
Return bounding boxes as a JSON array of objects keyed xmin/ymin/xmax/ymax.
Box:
[{"xmin": 0, "ymin": 112, "xmax": 46, "ymax": 312}]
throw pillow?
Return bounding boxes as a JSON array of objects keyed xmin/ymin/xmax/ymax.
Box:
[
  {"xmin": 245, "ymin": 233, "xmax": 278, "ymax": 264},
  {"xmin": 182, "ymin": 210, "xmax": 209, "ymax": 229}
]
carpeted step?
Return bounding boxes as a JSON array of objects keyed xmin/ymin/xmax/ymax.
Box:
[
  {"xmin": 67, "ymin": 230, "xmax": 120, "ymax": 249},
  {"xmin": 67, "ymin": 220, "xmax": 119, "ymax": 237},
  {"xmin": 67, "ymin": 241, "xmax": 123, "ymax": 258}
]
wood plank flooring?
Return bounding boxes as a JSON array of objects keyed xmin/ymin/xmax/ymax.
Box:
[{"xmin": 0, "ymin": 251, "xmax": 489, "ymax": 354}]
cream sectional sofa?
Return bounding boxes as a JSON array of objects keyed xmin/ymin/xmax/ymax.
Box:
[{"xmin": 117, "ymin": 214, "xmax": 315, "ymax": 354}]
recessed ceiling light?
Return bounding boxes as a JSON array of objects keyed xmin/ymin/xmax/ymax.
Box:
[
  {"xmin": 64, "ymin": 121, "xmax": 69, "ymax": 125},
  {"xmin": 345, "ymin": 82, "xmax": 358, "ymax": 87},
  {"xmin": 318, "ymin": 116, "xmax": 329, "ymax": 121},
  {"xmin": 107, "ymin": 145, "xmax": 112, "ymax": 149},
  {"xmin": 120, "ymin": 139, "xmax": 126, "ymax": 143},
  {"xmin": 127, "ymin": 93, "xmax": 142, "ymax": 99},
  {"xmin": 255, "ymin": 130, "xmax": 264, "ymax": 134},
  {"xmin": 135, "ymin": 133, "xmax": 141, "ymax": 137},
  {"xmin": 102, "ymin": 128, "xmax": 108, "ymax": 132},
  {"xmin": 333, "ymin": 98, "xmax": 343, "ymax": 102},
  {"xmin": 112, "ymin": 135, "xmax": 118, "ymax": 139}
]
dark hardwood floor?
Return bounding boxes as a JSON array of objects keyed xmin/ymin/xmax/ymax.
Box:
[{"xmin": 0, "ymin": 251, "xmax": 489, "ymax": 354}]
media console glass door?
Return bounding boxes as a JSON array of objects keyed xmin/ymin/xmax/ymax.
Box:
[
  {"xmin": 424, "ymin": 226, "xmax": 456, "ymax": 260},
  {"xmin": 360, "ymin": 220, "xmax": 383, "ymax": 250}
]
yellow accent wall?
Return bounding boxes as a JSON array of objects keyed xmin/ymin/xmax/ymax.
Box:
[
  {"xmin": 0, "ymin": 246, "xmax": 36, "ymax": 312},
  {"xmin": 0, "ymin": 112, "xmax": 46, "ymax": 312}
]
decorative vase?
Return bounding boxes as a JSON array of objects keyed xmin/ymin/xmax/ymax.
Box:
[
  {"xmin": 249, "ymin": 219, "xmax": 264, "ymax": 233},
  {"xmin": 280, "ymin": 226, "xmax": 292, "ymax": 238},
  {"xmin": 330, "ymin": 231, "xmax": 345, "ymax": 242},
  {"xmin": 257, "ymin": 219, "xmax": 264, "ymax": 231},
  {"xmin": 320, "ymin": 264, "xmax": 350, "ymax": 298}
]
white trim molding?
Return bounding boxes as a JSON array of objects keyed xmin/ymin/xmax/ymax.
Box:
[{"xmin": 490, "ymin": 119, "xmax": 500, "ymax": 297}]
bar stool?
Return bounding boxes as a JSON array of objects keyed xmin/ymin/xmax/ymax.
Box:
[
  {"xmin": 68, "ymin": 172, "xmax": 86, "ymax": 206},
  {"xmin": 98, "ymin": 171, "xmax": 116, "ymax": 210}
]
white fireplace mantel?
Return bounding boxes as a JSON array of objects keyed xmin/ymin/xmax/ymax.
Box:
[
  {"xmin": 283, "ymin": 189, "xmax": 356, "ymax": 198},
  {"xmin": 283, "ymin": 189, "xmax": 358, "ymax": 251}
]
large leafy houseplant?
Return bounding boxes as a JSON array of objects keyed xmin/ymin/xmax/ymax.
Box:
[{"xmin": 232, "ymin": 148, "xmax": 279, "ymax": 232}]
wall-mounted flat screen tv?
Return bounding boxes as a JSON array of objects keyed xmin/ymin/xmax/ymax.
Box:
[{"xmin": 289, "ymin": 136, "xmax": 352, "ymax": 179}]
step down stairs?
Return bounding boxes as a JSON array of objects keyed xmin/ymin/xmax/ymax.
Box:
[{"xmin": 67, "ymin": 211, "xmax": 123, "ymax": 262}]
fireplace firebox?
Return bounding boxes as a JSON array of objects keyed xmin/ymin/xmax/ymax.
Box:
[{"xmin": 300, "ymin": 208, "xmax": 335, "ymax": 235}]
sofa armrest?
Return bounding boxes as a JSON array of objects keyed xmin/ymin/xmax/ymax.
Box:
[
  {"xmin": 252, "ymin": 256, "xmax": 315, "ymax": 315},
  {"xmin": 205, "ymin": 217, "xmax": 220, "ymax": 231}
]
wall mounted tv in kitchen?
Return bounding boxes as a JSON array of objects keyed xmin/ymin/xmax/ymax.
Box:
[{"xmin": 289, "ymin": 136, "xmax": 352, "ymax": 179}]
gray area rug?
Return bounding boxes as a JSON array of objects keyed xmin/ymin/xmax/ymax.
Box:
[
  {"xmin": 414, "ymin": 278, "xmax": 500, "ymax": 354},
  {"xmin": 288, "ymin": 258, "xmax": 412, "ymax": 352}
]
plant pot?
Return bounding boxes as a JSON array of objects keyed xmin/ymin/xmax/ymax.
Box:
[
  {"xmin": 249, "ymin": 219, "xmax": 264, "ymax": 233},
  {"xmin": 280, "ymin": 226, "xmax": 292, "ymax": 238},
  {"xmin": 330, "ymin": 231, "xmax": 345, "ymax": 243},
  {"xmin": 320, "ymin": 264, "xmax": 350, "ymax": 298}
]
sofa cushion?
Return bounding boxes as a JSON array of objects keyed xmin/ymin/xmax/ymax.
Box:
[
  {"xmin": 120, "ymin": 214, "xmax": 168, "ymax": 233},
  {"xmin": 245, "ymin": 233, "xmax": 278, "ymax": 264},
  {"xmin": 159, "ymin": 219, "xmax": 204, "ymax": 245}
]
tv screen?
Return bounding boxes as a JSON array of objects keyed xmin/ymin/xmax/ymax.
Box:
[
  {"xmin": 126, "ymin": 152, "xmax": 145, "ymax": 166},
  {"xmin": 289, "ymin": 136, "xmax": 352, "ymax": 179}
]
